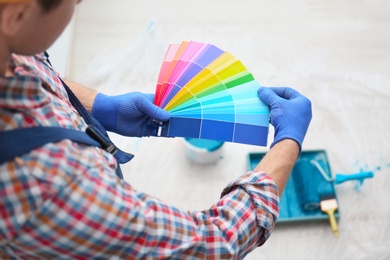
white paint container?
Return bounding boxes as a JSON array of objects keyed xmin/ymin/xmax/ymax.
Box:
[{"xmin": 182, "ymin": 138, "xmax": 224, "ymax": 164}]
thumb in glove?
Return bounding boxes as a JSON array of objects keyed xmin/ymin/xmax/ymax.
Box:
[{"xmin": 92, "ymin": 92, "xmax": 171, "ymax": 137}]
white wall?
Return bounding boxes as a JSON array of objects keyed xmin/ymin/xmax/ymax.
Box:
[{"xmin": 47, "ymin": 20, "xmax": 74, "ymax": 78}]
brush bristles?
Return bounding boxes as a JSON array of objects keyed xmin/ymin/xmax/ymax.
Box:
[{"xmin": 320, "ymin": 199, "xmax": 338, "ymax": 209}]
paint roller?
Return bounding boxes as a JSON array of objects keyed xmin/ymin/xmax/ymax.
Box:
[{"xmin": 293, "ymin": 159, "xmax": 322, "ymax": 211}]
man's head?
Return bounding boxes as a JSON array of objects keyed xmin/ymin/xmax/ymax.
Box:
[{"xmin": 0, "ymin": 0, "xmax": 81, "ymax": 58}]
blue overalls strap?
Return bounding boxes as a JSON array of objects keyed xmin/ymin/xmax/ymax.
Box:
[
  {"xmin": 44, "ymin": 52, "xmax": 133, "ymax": 166},
  {"xmin": 0, "ymin": 127, "xmax": 100, "ymax": 165},
  {"xmin": 61, "ymin": 80, "xmax": 134, "ymax": 163},
  {"xmin": 59, "ymin": 81, "xmax": 134, "ymax": 179},
  {"xmin": 0, "ymin": 52, "xmax": 134, "ymax": 179},
  {"xmin": 0, "ymin": 126, "xmax": 128, "ymax": 179}
]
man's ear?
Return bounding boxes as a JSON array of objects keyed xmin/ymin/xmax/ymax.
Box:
[{"xmin": 1, "ymin": 3, "xmax": 33, "ymax": 36}]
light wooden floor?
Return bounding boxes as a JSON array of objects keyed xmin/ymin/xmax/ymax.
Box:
[{"xmin": 60, "ymin": 0, "xmax": 390, "ymax": 258}]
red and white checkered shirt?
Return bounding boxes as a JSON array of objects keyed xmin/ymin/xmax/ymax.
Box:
[{"xmin": 0, "ymin": 53, "xmax": 280, "ymax": 259}]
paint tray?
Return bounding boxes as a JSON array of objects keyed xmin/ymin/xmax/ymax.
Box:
[{"xmin": 247, "ymin": 150, "xmax": 340, "ymax": 223}]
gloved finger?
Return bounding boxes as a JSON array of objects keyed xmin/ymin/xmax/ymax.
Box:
[
  {"xmin": 136, "ymin": 96, "xmax": 171, "ymax": 122},
  {"xmin": 258, "ymin": 87, "xmax": 282, "ymax": 106},
  {"xmin": 269, "ymin": 87, "xmax": 300, "ymax": 100},
  {"xmin": 144, "ymin": 93, "xmax": 155, "ymax": 103},
  {"xmin": 151, "ymin": 106, "xmax": 171, "ymax": 122}
]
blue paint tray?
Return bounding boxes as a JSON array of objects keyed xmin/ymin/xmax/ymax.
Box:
[{"xmin": 247, "ymin": 150, "xmax": 340, "ymax": 223}]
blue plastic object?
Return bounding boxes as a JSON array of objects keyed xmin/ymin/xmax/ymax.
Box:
[
  {"xmin": 334, "ymin": 171, "xmax": 374, "ymax": 184},
  {"xmin": 184, "ymin": 138, "xmax": 224, "ymax": 152},
  {"xmin": 248, "ymin": 150, "xmax": 339, "ymax": 223}
]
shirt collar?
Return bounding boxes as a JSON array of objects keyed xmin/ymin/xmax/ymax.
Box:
[{"xmin": 0, "ymin": 54, "xmax": 50, "ymax": 109}]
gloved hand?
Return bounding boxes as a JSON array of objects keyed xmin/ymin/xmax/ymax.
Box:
[
  {"xmin": 258, "ymin": 87, "xmax": 312, "ymax": 150},
  {"xmin": 92, "ymin": 92, "xmax": 171, "ymax": 137}
]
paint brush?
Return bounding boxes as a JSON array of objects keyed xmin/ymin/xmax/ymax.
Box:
[{"xmin": 320, "ymin": 194, "xmax": 339, "ymax": 238}]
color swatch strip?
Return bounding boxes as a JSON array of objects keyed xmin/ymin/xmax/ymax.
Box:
[{"xmin": 154, "ymin": 41, "xmax": 270, "ymax": 146}]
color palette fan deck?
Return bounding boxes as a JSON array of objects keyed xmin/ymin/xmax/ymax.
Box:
[{"xmin": 154, "ymin": 41, "xmax": 270, "ymax": 146}]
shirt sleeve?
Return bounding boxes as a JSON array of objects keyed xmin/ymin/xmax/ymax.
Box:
[{"xmin": 6, "ymin": 149, "xmax": 280, "ymax": 259}]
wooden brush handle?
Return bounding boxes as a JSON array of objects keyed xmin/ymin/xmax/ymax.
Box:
[{"xmin": 327, "ymin": 209, "xmax": 339, "ymax": 238}]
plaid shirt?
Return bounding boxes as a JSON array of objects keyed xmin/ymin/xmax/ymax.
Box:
[{"xmin": 0, "ymin": 53, "xmax": 280, "ymax": 259}]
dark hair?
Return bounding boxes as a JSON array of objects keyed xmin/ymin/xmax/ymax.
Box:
[{"xmin": 37, "ymin": 0, "xmax": 62, "ymax": 12}]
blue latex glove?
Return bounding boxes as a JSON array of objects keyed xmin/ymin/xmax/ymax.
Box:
[
  {"xmin": 258, "ymin": 87, "xmax": 312, "ymax": 150},
  {"xmin": 92, "ymin": 92, "xmax": 171, "ymax": 137}
]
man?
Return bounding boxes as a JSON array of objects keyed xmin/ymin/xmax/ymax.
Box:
[{"xmin": 0, "ymin": 0, "xmax": 312, "ymax": 259}]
